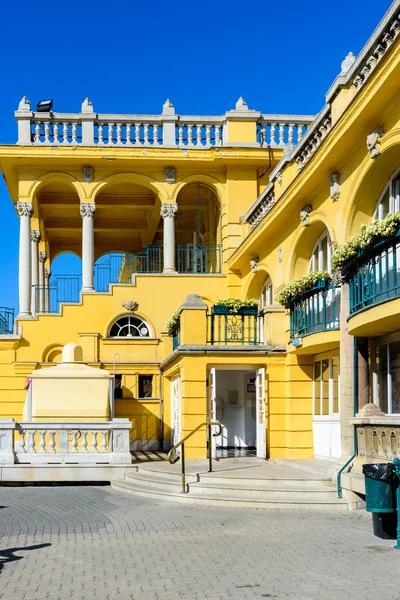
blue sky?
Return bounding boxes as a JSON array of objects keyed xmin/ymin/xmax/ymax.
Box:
[{"xmin": 0, "ymin": 0, "xmax": 393, "ymax": 310}]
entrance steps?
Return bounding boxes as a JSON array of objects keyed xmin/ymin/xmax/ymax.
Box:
[{"xmin": 111, "ymin": 457, "xmax": 348, "ymax": 510}]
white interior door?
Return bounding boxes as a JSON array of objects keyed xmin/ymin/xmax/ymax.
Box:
[
  {"xmin": 256, "ymin": 367, "xmax": 266, "ymax": 458},
  {"xmin": 170, "ymin": 375, "xmax": 181, "ymax": 450},
  {"xmin": 209, "ymin": 367, "xmax": 217, "ymax": 458}
]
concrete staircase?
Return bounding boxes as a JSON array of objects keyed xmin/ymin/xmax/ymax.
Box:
[{"xmin": 111, "ymin": 458, "xmax": 348, "ymax": 510}]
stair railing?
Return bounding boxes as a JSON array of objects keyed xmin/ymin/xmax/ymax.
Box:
[{"xmin": 167, "ymin": 421, "xmax": 222, "ymax": 493}]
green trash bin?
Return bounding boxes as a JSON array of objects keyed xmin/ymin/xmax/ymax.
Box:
[{"xmin": 362, "ymin": 463, "xmax": 395, "ymax": 513}]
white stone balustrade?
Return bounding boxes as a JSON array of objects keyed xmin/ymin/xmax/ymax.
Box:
[
  {"xmin": 257, "ymin": 117, "xmax": 311, "ymax": 147},
  {"xmin": 0, "ymin": 419, "xmax": 132, "ymax": 464}
]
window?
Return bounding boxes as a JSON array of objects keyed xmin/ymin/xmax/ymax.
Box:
[
  {"xmin": 259, "ymin": 277, "xmax": 273, "ymax": 310},
  {"xmin": 138, "ymin": 375, "xmax": 153, "ymax": 398},
  {"xmin": 313, "ymin": 357, "xmax": 340, "ymax": 416},
  {"xmin": 373, "ymin": 171, "xmax": 400, "ymax": 221},
  {"xmin": 309, "ymin": 231, "xmax": 331, "ymax": 272},
  {"xmin": 109, "ymin": 315, "xmax": 151, "ymax": 338},
  {"xmin": 375, "ymin": 341, "xmax": 400, "ymax": 414}
]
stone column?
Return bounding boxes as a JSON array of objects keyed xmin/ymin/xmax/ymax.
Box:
[
  {"xmin": 80, "ymin": 203, "xmax": 96, "ymax": 292},
  {"xmin": 357, "ymin": 338, "xmax": 369, "ymax": 411},
  {"xmin": 339, "ymin": 284, "xmax": 355, "ymax": 458},
  {"xmin": 44, "ymin": 268, "xmax": 52, "ymax": 312},
  {"xmin": 161, "ymin": 203, "xmax": 178, "ymax": 273},
  {"xmin": 30, "ymin": 230, "xmax": 40, "ymax": 316},
  {"xmin": 17, "ymin": 202, "xmax": 34, "ymax": 319},
  {"xmin": 38, "ymin": 251, "xmax": 47, "ymax": 312}
]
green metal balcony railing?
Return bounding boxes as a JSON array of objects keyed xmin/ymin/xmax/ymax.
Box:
[
  {"xmin": 207, "ymin": 307, "xmax": 263, "ymax": 345},
  {"xmin": 177, "ymin": 245, "xmax": 222, "ymax": 274},
  {"xmin": 289, "ymin": 278, "xmax": 340, "ymax": 340},
  {"xmin": 171, "ymin": 325, "xmax": 180, "ymax": 350},
  {"xmin": 34, "ymin": 275, "xmax": 81, "ymax": 313},
  {"xmin": 95, "ymin": 246, "xmax": 163, "ymax": 291},
  {"xmin": 348, "ymin": 232, "xmax": 400, "ymax": 316},
  {"xmin": 0, "ymin": 307, "xmax": 15, "ymax": 334}
]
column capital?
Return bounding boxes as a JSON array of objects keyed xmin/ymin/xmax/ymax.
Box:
[
  {"xmin": 80, "ymin": 202, "xmax": 96, "ymax": 218},
  {"xmin": 16, "ymin": 202, "xmax": 33, "ymax": 218},
  {"xmin": 44, "ymin": 268, "xmax": 52, "ymax": 279},
  {"xmin": 160, "ymin": 203, "xmax": 178, "ymax": 219},
  {"xmin": 39, "ymin": 251, "xmax": 47, "ymax": 263},
  {"xmin": 30, "ymin": 229, "xmax": 41, "ymax": 243}
]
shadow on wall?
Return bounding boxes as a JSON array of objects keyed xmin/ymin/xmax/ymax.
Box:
[{"xmin": 115, "ymin": 401, "xmax": 160, "ymax": 444}]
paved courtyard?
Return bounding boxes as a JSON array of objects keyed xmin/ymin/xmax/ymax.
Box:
[{"xmin": 0, "ymin": 485, "xmax": 399, "ymax": 600}]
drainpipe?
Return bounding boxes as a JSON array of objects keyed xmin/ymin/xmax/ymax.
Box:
[{"xmin": 337, "ymin": 337, "xmax": 358, "ymax": 498}]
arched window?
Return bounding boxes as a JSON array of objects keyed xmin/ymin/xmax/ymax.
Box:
[
  {"xmin": 309, "ymin": 230, "xmax": 331, "ymax": 272},
  {"xmin": 373, "ymin": 170, "xmax": 400, "ymax": 221},
  {"xmin": 109, "ymin": 315, "xmax": 151, "ymax": 338},
  {"xmin": 259, "ymin": 277, "xmax": 273, "ymax": 309}
]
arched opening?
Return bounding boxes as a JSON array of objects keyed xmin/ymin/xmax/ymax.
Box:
[
  {"xmin": 291, "ymin": 221, "xmax": 331, "ymax": 279},
  {"xmin": 108, "ymin": 315, "xmax": 151, "ymax": 338},
  {"xmin": 308, "ymin": 230, "xmax": 332, "ymax": 273},
  {"xmin": 47, "ymin": 252, "xmax": 82, "ymax": 312},
  {"xmin": 175, "ymin": 183, "xmax": 221, "ymax": 273},
  {"xmin": 373, "ymin": 166, "xmax": 400, "ymax": 221}
]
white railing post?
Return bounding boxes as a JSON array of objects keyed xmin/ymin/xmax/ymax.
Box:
[
  {"xmin": 161, "ymin": 99, "xmax": 177, "ymax": 146},
  {"xmin": 0, "ymin": 419, "xmax": 16, "ymax": 464},
  {"xmin": 15, "ymin": 97, "xmax": 33, "ymax": 145},
  {"xmin": 110, "ymin": 418, "xmax": 132, "ymax": 463},
  {"xmin": 80, "ymin": 98, "xmax": 95, "ymax": 144}
]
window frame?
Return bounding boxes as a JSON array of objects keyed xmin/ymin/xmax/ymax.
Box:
[
  {"xmin": 373, "ymin": 167, "xmax": 400, "ymax": 221},
  {"xmin": 108, "ymin": 315, "xmax": 152, "ymax": 339},
  {"xmin": 313, "ymin": 353, "xmax": 340, "ymax": 418},
  {"xmin": 259, "ymin": 276, "xmax": 273, "ymax": 310},
  {"xmin": 308, "ymin": 230, "xmax": 332, "ymax": 273}
]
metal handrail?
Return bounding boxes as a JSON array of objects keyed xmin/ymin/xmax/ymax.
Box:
[{"xmin": 167, "ymin": 421, "xmax": 222, "ymax": 493}]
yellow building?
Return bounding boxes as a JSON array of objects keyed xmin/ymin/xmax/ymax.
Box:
[{"xmin": 0, "ymin": 1, "xmax": 399, "ymax": 503}]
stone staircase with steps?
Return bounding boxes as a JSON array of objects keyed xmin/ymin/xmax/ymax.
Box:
[{"xmin": 111, "ymin": 456, "xmax": 348, "ymax": 510}]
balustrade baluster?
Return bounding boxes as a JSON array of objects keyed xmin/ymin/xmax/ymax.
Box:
[
  {"xmin": 62, "ymin": 122, "xmax": 68, "ymax": 144},
  {"xmin": 48, "ymin": 430, "xmax": 56, "ymax": 453},
  {"xmin": 153, "ymin": 124, "xmax": 159, "ymax": 145},
  {"xmin": 71, "ymin": 122, "xmax": 77, "ymax": 144},
  {"xmin": 270, "ymin": 123, "xmax": 276, "ymax": 145},
  {"xmin": 98, "ymin": 123, "xmax": 104, "ymax": 144},
  {"xmin": 196, "ymin": 125, "xmax": 203, "ymax": 146},
  {"xmin": 178, "ymin": 125, "xmax": 184, "ymax": 146},
  {"xmin": 35, "ymin": 122, "xmax": 40, "ymax": 143},
  {"xmin": 19, "ymin": 430, "xmax": 26, "ymax": 453},
  {"xmin": 101, "ymin": 431, "xmax": 108, "ymax": 452},
  {"xmin": 187, "ymin": 125, "xmax": 193, "ymax": 146},
  {"xmin": 108, "ymin": 123, "xmax": 114, "ymax": 145},
  {"xmin": 44, "ymin": 122, "xmax": 50, "ymax": 143},
  {"xmin": 116, "ymin": 123, "xmax": 122, "ymax": 145},
  {"xmin": 70, "ymin": 430, "xmax": 78, "ymax": 452},
  {"xmin": 53, "ymin": 122, "xmax": 59, "ymax": 144},
  {"xmin": 28, "ymin": 431, "xmax": 35, "ymax": 453},
  {"xmin": 126, "ymin": 123, "xmax": 131, "ymax": 144},
  {"xmin": 279, "ymin": 124, "xmax": 285, "ymax": 146},
  {"xmin": 92, "ymin": 431, "xmax": 98, "ymax": 453},
  {"xmin": 206, "ymin": 125, "xmax": 211, "ymax": 145},
  {"xmin": 81, "ymin": 431, "xmax": 88, "ymax": 452},
  {"xmin": 144, "ymin": 124, "xmax": 149, "ymax": 145},
  {"xmin": 288, "ymin": 124, "xmax": 294, "ymax": 145},
  {"xmin": 135, "ymin": 123, "xmax": 141, "ymax": 145},
  {"xmin": 39, "ymin": 430, "xmax": 46, "ymax": 453},
  {"xmin": 215, "ymin": 125, "xmax": 221, "ymax": 145},
  {"xmin": 297, "ymin": 125, "xmax": 303, "ymax": 141}
]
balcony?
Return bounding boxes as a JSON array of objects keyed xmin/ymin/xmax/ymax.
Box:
[
  {"xmin": 347, "ymin": 231, "xmax": 400, "ymax": 337},
  {"xmin": 0, "ymin": 307, "xmax": 15, "ymax": 334},
  {"xmin": 289, "ymin": 279, "xmax": 340, "ymax": 352},
  {"xmin": 207, "ymin": 307, "xmax": 263, "ymax": 346}
]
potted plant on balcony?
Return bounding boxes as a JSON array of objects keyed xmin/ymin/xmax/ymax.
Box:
[
  {"xmin": 166, "ymin": 310, "xmax": 180, "ymax": 335},
  {"xmin": 277, "ymin": 271, "xmax": 331, "ymax": 308},
  {"xmin": 212, "ymin": 298, "xmax": 259, "ymax": 315}
]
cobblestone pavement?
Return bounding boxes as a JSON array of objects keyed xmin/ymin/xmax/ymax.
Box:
[{"xmin": 0, "ymin": 486, "xmax": 399, "ymax": 600}]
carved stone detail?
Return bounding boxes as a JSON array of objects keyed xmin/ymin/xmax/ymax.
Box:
[
  {"xmin": 367, "ymin": 128, "xmax": 383, "ymax": 158},
  {"xmin": 39, "ymin": 251, "xmax": 47, "ymax": 263},
  {"xmin": 329, "ymin": 172, "xmax": 341, "ymax": 201},
  {"xmin": 278, "ymin": 248, "xmax": 283, "ymax": 263},
  {"xmin": 248, "ymin": 188, "xmax": 275, "ymax": 230},
  {"xmin": 250, "ymin": 257, "xmax": 259, "ymax": 273},
  {"xmin": 160, "ymin": 203, "xmax": 178, "ymax": 219},
  {"xmin": 80, "ymin": 202, "xmax": 96, "ymax": 218},
  {"xmin": 30, "ymin": 230, "xmax": 41, "ymax": 243},
  {"xmin": 16, "ymin": 202, "xmax": 33, "ymax": 218},
  {"xmin": 122, "ymin": 301, "xmax": 138, "ymax": 313},
  {"xmin": 83, "ymin": 166, "xmax": 94, "ymax": 183},
  {"xmin": 300, "ymin": 205, "xmax": 312, "ymax": 227},
  {"xmin": 44, "ymin": 268, "xmax": 52, "ymax": 280},
  {"xmin": 165, "ymin": 167, "xmax": 176, "ymax": 184}
]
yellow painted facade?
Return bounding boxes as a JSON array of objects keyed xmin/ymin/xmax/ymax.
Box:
[{"xmin": 1, "ymin": 2, "xmax": 400, "ymax": 478}]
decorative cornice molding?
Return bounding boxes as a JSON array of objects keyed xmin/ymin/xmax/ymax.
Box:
[
  {"xmin": 160, "ymin": 203, "xmax": 178, "ymax": 219},
  {"xmin": 16, "ymin": 202, "xmax": 33, "ymax": 218},
  {"xmin": 80, "ymin": 202, "xmax": 96, "ymax": 218}
]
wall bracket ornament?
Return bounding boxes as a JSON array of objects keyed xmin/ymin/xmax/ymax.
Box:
[
  {"xmin": 165, "ymin": 167, "xmax": 176, "ymax": 184},
  {"xmin": 367, "ymin": 128, "xmax": 383, "ymax": 158},
  {"xmin": 329, "ymin": 172, "xmax": 341, "ymax": 201},
  {"xmin": 300, "ymin": 205, "xmax": 312, "ymax": 227},
  {"xmin": 122, "ymin": 301, "xmax": 138, "ymax": 313},
  {"xmin": 83, "ymin": 166, "xmax": 94, "ymax": 183},
  {"xmin": 250, "ymin": 257, "xmax": 259, "ymax": 273}
]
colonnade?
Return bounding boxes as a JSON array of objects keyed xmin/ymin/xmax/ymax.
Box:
[{"xmin": 16, "ymin": 201, "xmax": 180, "ymax": 319}]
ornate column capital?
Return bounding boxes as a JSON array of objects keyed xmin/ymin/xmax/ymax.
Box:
[
  {"xmin": 39, "ymin": 251, "xmax": 47, "ymax": 263},
  {"xmin": 44, "ymin": 268, "xmax": 52, "ymax": 279},
  {"xmin": 80, "ymin": 202, "xmax": 96, "ymax": 218},
  {"xmin": 160, "ymin": 203, "xmax": 178, "ymax": 219},
  {"xmin": 16, "ymin": 202, "xmax": 34, "ymax": 218},
  {"xmin": 30, "ymin": 229, "xmax": 41, "ymax": 243}
]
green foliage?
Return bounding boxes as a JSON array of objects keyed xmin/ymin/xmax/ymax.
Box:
[
  {"xmin": 332, "ymin": 212, "xmax": 400, "ymax": 273},
  {"xmin": 214, "ymin": 298, "xmax": 259, "ymax": 313},
  {"xmin": 166, "ymin": 310, "xmax": 180, "ymax": 333},
  {"xmin": 276, "ymin": 271, "xmax": 331, "ymax": 308}
]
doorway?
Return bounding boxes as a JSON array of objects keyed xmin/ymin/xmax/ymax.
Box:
[{"xmin": 209, "ymin": 367, "xmax": 266, "ymax": 458}]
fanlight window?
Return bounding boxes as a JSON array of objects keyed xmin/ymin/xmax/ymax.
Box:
[
  {"xmin": 259, "ymin": 277, "xmax": 273, "ymax": 309},
  {"xmin": 109, "ymin": 316, "xmax": 150, "ymax": 338},
  {"xmin": 373, "ymin": 171, "xmax": 400, "ymax": 221},
  {"xmin": 309, "ymin": 231, "xmax": 331, "ymax": 272}
]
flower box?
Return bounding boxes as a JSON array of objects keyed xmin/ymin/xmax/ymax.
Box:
[{"xmin": 212, "ymin": 305, "xmax": 258, "ymax": 316}]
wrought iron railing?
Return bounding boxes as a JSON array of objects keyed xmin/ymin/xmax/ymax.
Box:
[
  {"xmin": 95, "ymin": 246, "xmax": 163, "ymax": 291},
  {"xmin": 171, "ymin": 325, "xmax": 180, "ymax": 350},
  {"xmin": 34, "ymin": 275, "xmax": 81, "ymax": 313},
  {"xmin": 207, "ymin": 308, "xmax": 263, "ymax": 345},
  {"xmin": 0, "ymin": 307, "xmax": 15, "ymax": 334},
  {"xmin": 177, "ymin": 245, "xmax": 222, "ymax": 274},
  {"xmin": 348, "ymin": 233, "xmax": 400, "ymax": 316},
  {"xmin": 289, "ymin": 278, "xmax": 340, "ymax": 339}
]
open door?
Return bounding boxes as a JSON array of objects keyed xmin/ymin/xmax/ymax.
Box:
[
  {"xmin": 209, "ymin": 367, "xmax": 217, "ymax": 458},
  {"xmin": 256, "ymin": 367, "xmax": 266, "ymax": 458}
]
